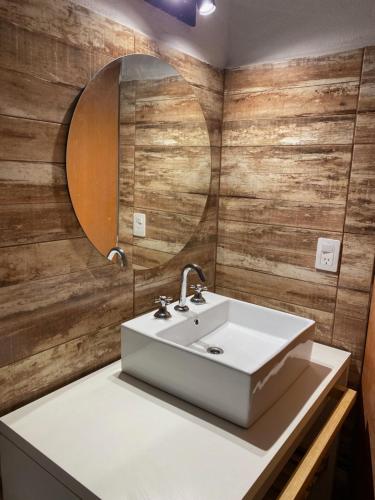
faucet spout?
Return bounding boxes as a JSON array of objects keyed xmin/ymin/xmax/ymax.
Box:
[
  {"xmin": 174, "ymin": 263, "xmax": 206, "ymax": 312},
  {"xmin": 106, "ymin": 246, "xmax": 127, "ymax": 268}
]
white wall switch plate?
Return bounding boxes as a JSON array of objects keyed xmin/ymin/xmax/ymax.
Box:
[
  {"xmin": 133, "ymin": 212, "xmax": 146, "ymax": 238},
  {"xmin": 315, "ymin": 238, "xmax": 341, "ymax": 272}
]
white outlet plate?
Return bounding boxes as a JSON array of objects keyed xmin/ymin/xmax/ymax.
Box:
[
  {"xmin": 315, "ymin": 238, "xmax": 341, "ymax": 272},
  {"xmin": 133, "ymin": 212, "xmax": 146, "ymax": 238}
]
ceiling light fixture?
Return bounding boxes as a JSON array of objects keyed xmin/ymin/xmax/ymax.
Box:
[{"xmin": 197, "ymin": 0, "xmax": 216, "ymax": 16}]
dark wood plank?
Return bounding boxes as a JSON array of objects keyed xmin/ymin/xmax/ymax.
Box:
[
  {"xmin": 226, "ymin": 50, "xmax": 363, "ymax": 94},
  {"xmin": 358, "ymin": 46, "xmax": 375, "ymax": 111},
  {"xmin": 345, "ymin": 144, "xmax": 375, "ymax": 234},
  {"xmin": 220, "ymin": 145, "xmax": 351, "ymax": 204},
  {"xmin": 0, "ymin": 266, "xmax": 133, "ymax": 367},
  {"xmin": 0, "ymin": 238, "xmax": 107, "ymax": 287},
  {"xmin": 0, "ymin": 202, "xmax": 83, "ymax": 247},
  {"xmin": 224, "ymin": 82, "xmax": 359, "ymax": 121},
  {"xmin": 216, "ymin": 264, "xmax": 337, "ymax": 313},
  {"xmin": 0, "ymin": 115, "xmax": 67, "ymax": 162},
  {"xmin": 0, "ymin": 161, "xmax": 68, "ymax": 204},
  {"xmin": 222, "ymin": 115, "xmax": 355, "ymax": 146}
]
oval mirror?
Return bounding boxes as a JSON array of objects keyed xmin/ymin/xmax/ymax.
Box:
[{"xmin": 67, "ymin": 54, "xmax": 211, "ymax": 270}]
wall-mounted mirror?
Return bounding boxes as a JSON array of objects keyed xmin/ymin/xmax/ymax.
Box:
[{"xmin": 67, "ymin": 54, "xmax": 211, "ymax": 270}]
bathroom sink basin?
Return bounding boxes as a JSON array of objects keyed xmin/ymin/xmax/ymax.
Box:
[{"xmin": 121, "ymin": 292, "xmax": 314, "ymax": 427}]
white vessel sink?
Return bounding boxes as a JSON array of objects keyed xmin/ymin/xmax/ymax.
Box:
[{"xmin": 121, "ymin": 292, "xmax": 315, "ymax": 427}]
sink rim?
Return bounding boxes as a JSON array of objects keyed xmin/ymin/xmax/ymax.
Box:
[{"xmin": 123, "ymin": 292, "xmax": 315, "ymax": 376}]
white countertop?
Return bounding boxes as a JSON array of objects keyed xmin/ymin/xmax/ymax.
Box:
[{"xmin": 0, "ymin": 342, "xmax": 350, "ymax": 500}]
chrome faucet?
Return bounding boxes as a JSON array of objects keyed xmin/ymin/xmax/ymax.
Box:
[
  {"xmin": 106, "ymin": 247, "xmax": 127, "ymax": 267},
  {"xmin": 174, "ymin": 263, "xmax": 206, "ymax": 312}
]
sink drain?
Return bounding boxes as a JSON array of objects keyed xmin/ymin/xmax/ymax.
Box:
[{"xmin": 206, "ymin": 346, "xmax": 224, "ymax": 355}]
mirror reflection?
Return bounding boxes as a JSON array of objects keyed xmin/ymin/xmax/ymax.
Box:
[{"xmin": 67, "ymin": 54, "xmax": 211, "ymax": 270}]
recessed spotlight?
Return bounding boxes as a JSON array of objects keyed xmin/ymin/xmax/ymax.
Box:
[{"xmin": 197, "ymin": 0, "xmax": 216, "ymax": 16}]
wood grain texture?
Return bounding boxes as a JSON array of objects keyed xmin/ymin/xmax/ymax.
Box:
[
  {"xmin": 226, "ymin": 50, "xmax": 363, "ymax": 94},
  {"xmin": 220, "ymin": 48, "xmax": 374, "ymax": 384},
  {"xmin": 220, "ymin": 145, "xmax": 351, "ymax": 203},
  {"xmin": 0, "ymin": 161, "xmax": 68, "ymax": 204},
  {"xmin": 345, "ymin": 145, "xmax": 375, "ymax": 234},
  {"xmin": 0, "ymin": 1, "xmax": 222, "ymax": 415},
  {"xmin": 217, "ymin": 220, "xmax": 341, "ymax": 286},
  {"xmin": 222, "ymin": 115, "xmax": 355, "ymax": 147},
  {"xmin": 362, "ymin": 280, "xmax": 375, "ymax": 493}
]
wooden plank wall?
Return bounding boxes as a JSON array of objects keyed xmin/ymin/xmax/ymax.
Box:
[
  {"xmin": 118, "ymin": 74, "xmax": 211, "ymax": 270},
  {"xmin": 0, "ymin": 0, "xmax": 223, "ymax": 414},
  {"xmin": 218, "ymin": 49, "xmax": 375, "ymax": 386}
]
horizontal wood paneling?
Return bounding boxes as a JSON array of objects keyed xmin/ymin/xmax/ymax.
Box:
[
  {"xmin": 220, "ymin": 49, "xmax": 370, "ymax": 384},
  {"xmin": 219, "ymin": 197, "xmax": 345, "ymax": 232},
  {"xmin": 217, "ymin": 220, "xmax": 340, "ymax": 285},
  {"xmin": 0, "ymin": 0, "xmax": 134, "ymax": 57},
  {"xmin": 220, "ymin": 145, "xmax": 351, "ymax": 203},
  {"xmin": 0, "ymin": 115, "xmax": 67, "ymax": 162},
  {"xmin": 222, "ymin": 115, "xmax": 355, "ymax": 147},
  {"xmin": 226, "ymin": 50, "xmax": 363, "ymax": 93},
  {"xmin": 0, "ymin": 0, "xmax": 222, "ymax": 415},
  {"xmin": 216, "ymin": 264, "xmax": 337, "ymax": 313},
  {"xmin": 0, "ymin": 161, "xmax": 68, "ymax": 204},
  {"xmin": 0, "ymin": 66, "xmax": 80, "ymax": 123},
  {"xmin": 345, "ymin": 144, "xmax": 375, "ymax": 234},
  {"xmin": 224, "ymin": 82, "xmax": 358, "ymax": 121}
]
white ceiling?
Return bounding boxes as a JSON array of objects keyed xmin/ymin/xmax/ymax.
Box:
[{"xmin": 75, "ymin": 0, "xmax": 375, "ymax": 68}]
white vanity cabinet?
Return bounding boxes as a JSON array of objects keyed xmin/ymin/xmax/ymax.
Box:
[{"xmin": 0, "ymin": 343, "xmax": 351, "ymax": 500}]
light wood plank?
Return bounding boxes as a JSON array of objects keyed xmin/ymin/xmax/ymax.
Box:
[
  {"xmin": 0, "ymin": 0, "xmax": 134, "ymax": 57},
  {"xmin": 220, "ymin": 146, "xmax": 351, "ymax": 204},
  {"xmin": 224, "ymin": 82, "xmax": 359, "ymax": 121},
  {"xmin": 219, "ymin": 197, "xmax": 345, "ymax": 232},
  {"xmin": 135, "ymin": 146, "xmax": 211, "ymax": 194},
  {"xmin": 222, "ymin": 115, "xmax": 355, "ymax": 146},
  {"xmin": 279, "ymin": 387, "xmax": 356, "ymax": 500},
  {"xmin": 216, "ymin": 264, "xmax": 337, "ymax": 313},
  {"xmin": 226, "ymin": 50, "xmax": 363, "ymax": 94},
  {"xmin": 332, "ymin": 288, "xmax": 370, "ymax": 358},
  {"xmin": 345, "ymin": 144, "xmax": 375, "ymax": 234},
  {"xmin": 0, "ymin": 66, "xmax": 80, "ymax": 124},
  {"xmin": 134, "ymin": 31, "xmax": 223, "ymax": 94},
  {"xmin": 339, "ymin": 233, "xmax": 375, "ymax": 292},
  {"xmin": 0, "ymin": 161, "xmax": 68, "ymax": 204},
  {"xmin": 217, "ymin": 220, "xmax": 340, "ymax": 286},
  {"xmin": 355, "ymin": 112, "xmax": 375, "ymax": 143}
]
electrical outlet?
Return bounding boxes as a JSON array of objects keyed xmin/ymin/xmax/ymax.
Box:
[
  {"xmin": 133, "ymin": 212, "xmax": 146, "ymax": 238},
  {"xmin": 315, "ymin": 238, "xmax": 341, "ymax": 272}
]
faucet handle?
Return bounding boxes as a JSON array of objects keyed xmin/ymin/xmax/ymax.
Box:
[
  {"xmin": 190, "ymin": 284, "xmax": 208, "ymax": 304},
  {"xmin": 155, "ymin": 296, "xmax": 173, "ymax": 306},
  {"xmin": 154, "ymin": 296, "xmax": 173, "ymax": 319}
]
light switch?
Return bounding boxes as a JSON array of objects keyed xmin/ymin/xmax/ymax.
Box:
[
  {"xmin": 133, "ymin": 212, "xmax": 146, "ymax": 237},
  {"xmin": 315, "ymin": 238, "xmax": 341, "ymax": 272}
]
